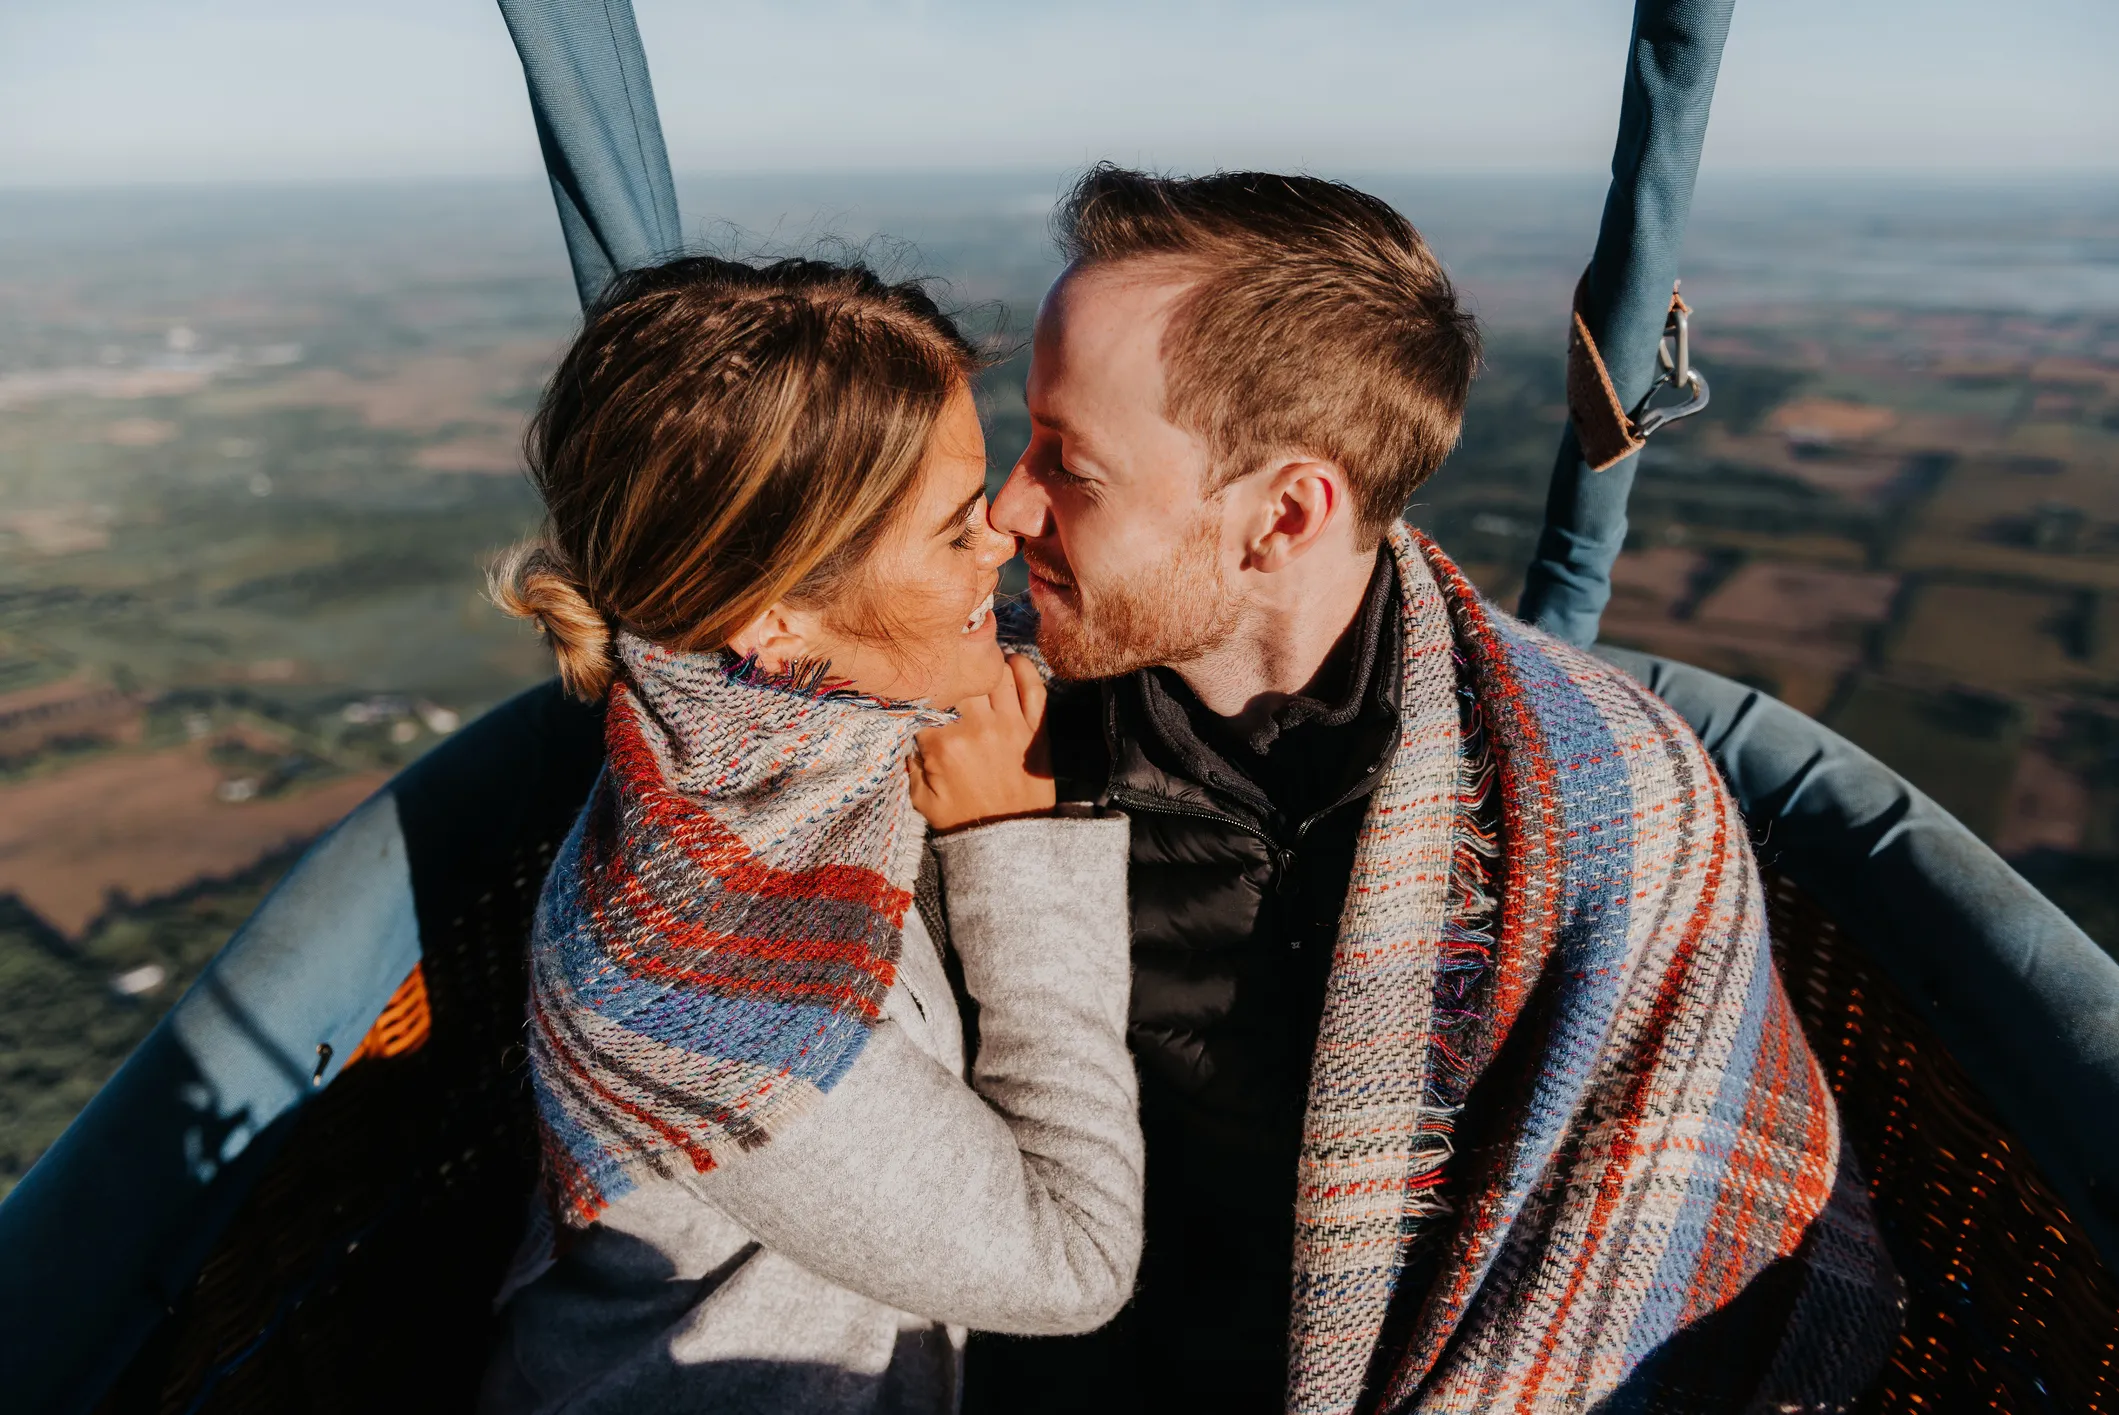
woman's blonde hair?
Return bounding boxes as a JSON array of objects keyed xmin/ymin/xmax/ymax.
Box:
[{"xmin": 490, "ymin": 255, "xmax": 980, "ymax": 700}]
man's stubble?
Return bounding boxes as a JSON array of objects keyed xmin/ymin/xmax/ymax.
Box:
[{"xmin": 1029, "ymin": 502, "xmax": 1241, "ymax": 681}]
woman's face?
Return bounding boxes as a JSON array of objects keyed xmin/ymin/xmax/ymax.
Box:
[{"xmin": 804, "ymin": 385, "xmax": 1018, "ymax": 710}]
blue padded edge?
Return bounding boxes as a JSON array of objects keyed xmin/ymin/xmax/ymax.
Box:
[
  {"xmin": 1518, "ymin": 0, "xmax": 1736, "ymax": 645},
  {"xmin": 1602, "ymin": 647, "xmax": 2119, "ymax": 1271},
  {"xmin": 0, "ymin": 680, "xmax": 605, "ymax": 1415},
  {"xmin": 0, "ymin": 792, "xmax": 419, "ymax": 1415},
  {"xmin": 497, "ymin": 0, "xmax": 682, "ymax": 307}
]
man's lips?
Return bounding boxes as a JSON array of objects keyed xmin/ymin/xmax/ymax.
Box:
[{"xmin": 1020, "ymin": 554, "xmax": 1075, "ymax": 591}]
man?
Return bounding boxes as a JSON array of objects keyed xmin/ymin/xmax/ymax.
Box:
[{"xmin": 968, "ymin": 167, "xmax": 1902, "ymax": 1414}]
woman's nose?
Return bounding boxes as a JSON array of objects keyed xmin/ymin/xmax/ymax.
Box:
[
  {"xmin": 975, "ymin": 496, "xmax": 1016, "ymax": 560},
  {"xmin": 978, "ymin": 521, "xmax": 1018, "ymax": 568}
]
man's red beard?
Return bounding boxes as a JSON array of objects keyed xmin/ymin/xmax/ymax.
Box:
[{"xmin": 1023, "ymin": 511, "xmax": 1239, "ymax": 680}]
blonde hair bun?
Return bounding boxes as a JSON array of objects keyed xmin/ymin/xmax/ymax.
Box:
[{"xmin": 488, "ymin": 541, "xmax": 616, "ymax": 701}]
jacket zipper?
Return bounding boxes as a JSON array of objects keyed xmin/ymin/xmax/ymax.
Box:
[{"xmin": 1104, "ymin": 785, "xmax": 1271, "ymax": 845}]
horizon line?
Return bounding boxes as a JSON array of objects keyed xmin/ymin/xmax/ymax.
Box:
[{"xmin": 4, "ymin": 164, "xmax": 2117, "ymax": 197}]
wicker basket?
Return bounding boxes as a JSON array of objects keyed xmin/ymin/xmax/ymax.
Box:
[
  {"xmin": 92, "ymin": 850, "xmax": 2118, "ymax": 1412},
  {"xmin": 1766, "ymin": 872, "xmax": 2119, "ymax": 1414}
]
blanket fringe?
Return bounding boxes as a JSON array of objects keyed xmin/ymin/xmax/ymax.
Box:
[
  {"xmin": 1404, "ymin": 675, "xmax": 1502, "ymax": 1223},
  {"xmin": 721, "ymin": 650, "xmax": 953, "ymax": 722}
]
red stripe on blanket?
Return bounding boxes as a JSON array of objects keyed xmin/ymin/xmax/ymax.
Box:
[{"xmin": 607, "ymin": 689, "xmax": 915, "ymax": 918}]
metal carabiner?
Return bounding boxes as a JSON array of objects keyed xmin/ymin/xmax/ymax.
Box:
[{"xmin": 1628, "ymin": 282, "xmax": 1711, "ymax": 439}]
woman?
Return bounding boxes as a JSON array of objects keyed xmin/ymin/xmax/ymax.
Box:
[{"xmin": 477, "ymin": 255, "xmax": 1141, "ymax": 1414}]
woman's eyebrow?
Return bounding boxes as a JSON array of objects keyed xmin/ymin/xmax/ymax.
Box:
[{"xmin": 935, "ymin": 487, "xmax": 984, "ymax": 536}]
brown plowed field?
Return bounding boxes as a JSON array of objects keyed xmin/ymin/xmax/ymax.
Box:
[{"xmin": 0, "ymin": 745, "xmax": 386, "ymax": 937}]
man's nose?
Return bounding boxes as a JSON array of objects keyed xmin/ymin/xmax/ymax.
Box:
[{"xmin": 988, "ymin": 459, "xmax": 1048, "ymax": 540}]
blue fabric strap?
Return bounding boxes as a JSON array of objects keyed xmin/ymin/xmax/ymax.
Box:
[
  {"xmin": 497, "ymin": 0, "xmax": 682, "ymax": 307},
  {"xmin": 1518, "ymin": 0, "xmax": 1735, "ymax": 645}
]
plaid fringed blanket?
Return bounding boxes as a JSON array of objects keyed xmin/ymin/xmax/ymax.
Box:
[
  {"xmin": 1292, "ymin": 527, "xmax": 1902, "ymax": 1414},
  {"xmin": 526, "ymin": 634, "xmax": 938, "ymax": 1227}
]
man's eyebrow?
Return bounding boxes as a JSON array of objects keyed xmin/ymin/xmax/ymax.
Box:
[
  {"xmin": 934, "ymin": 486, "xmax": 984, "ymax": 536},
  {"xmin": 1031, "ymin": 407, "xmax": 1102, "ymax": 465}
]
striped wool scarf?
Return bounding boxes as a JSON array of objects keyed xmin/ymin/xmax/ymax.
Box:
[
  {"xmin": 1291, "ymin": 526, "xmax": 1902, "ymax": 1414},
  {"xmin": 527, "ymin": 633, "xmax": 939, "ymax": 1227}
]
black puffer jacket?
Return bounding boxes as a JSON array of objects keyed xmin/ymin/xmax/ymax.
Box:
[{"xmin": 966, "ymin": 561, "xmax": 1403, "ymax": 1415}]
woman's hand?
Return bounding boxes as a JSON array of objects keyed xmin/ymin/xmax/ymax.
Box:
[{"xmin": 909, "ymin": 653, "xmax": 1056, "ymax": 833}]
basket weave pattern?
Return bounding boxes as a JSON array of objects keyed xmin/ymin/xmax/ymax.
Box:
[
  {"xmin": 1766, "ymin": 872, "xmax": 2119, "ymax": 1414},
  {"xmin": 93, "ymin": 854, "xmax": 2119, "ymax": 1411}
]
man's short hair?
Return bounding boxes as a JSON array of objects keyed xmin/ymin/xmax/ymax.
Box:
[{"xmin": 1056, "ymin": 165, "xmax": 1481, "ymax": 539}]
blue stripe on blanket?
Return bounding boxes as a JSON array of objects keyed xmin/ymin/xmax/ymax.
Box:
[
  {"xmin": 1489, "ymin": 618, "xmax": 1639, "ymax": 1195},
  {"xmin": 544, "ymin": 859, "xmax": 878, "ymax": 1090}
]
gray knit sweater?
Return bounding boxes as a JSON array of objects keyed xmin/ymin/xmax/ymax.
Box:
[{"xmin": 479, "ymin": 814, "xmax": 1141, "ymax": 1415}]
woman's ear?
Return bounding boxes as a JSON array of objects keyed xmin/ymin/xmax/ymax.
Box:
[{"xmin": 725, "ymin": 601, "xmax": 824, "ymax": 673}]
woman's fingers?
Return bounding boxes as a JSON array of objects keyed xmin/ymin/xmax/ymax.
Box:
[
  {"xmin": 1007, "ymin": 653, "xmax": 1046, "ymax": 729},
  {"xmin": 1008, "ymin": 654, "xmax": 1052, "ymax": 780},
  {"xmin": 959, "ymin": 655, "xmax": 1010, "ymax": 722},
  {"xmin": 984, "ymin": 651, "xmax": 1038, "ymax": 731},
  {"xmin": 986, "ymin": 654, "xmax": 1022, "ymax": 714},
  {"xmin": 906, "ymin": 749, "xmax": 934, "ymax": 814},
  {"xmin": 907, "ymin": 653, "xmax": 1057, "ymax": 832}
]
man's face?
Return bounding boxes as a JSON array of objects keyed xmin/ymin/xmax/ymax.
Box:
[{"xmin": 989, "ymin": 263, "xmax": 1240, "ymax": 680}]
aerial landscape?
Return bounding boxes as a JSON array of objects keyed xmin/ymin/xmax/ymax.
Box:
[{"xmin": 2, "ymin": 171, "xmax": 2115, "ymax": 1190}]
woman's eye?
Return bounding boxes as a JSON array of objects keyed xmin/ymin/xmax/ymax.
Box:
[{"xmin": 949, "ymin": 501, "xmax": 985, "ymax": 550}]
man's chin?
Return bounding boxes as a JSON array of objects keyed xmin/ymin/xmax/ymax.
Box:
[
  {"xmin": 1024, "ymin": 590, "xmax": 1096, "ymax": 680},
  {"xmin": 1033, "ymin": 605, "xmax": 1145, "ymax": 682}
]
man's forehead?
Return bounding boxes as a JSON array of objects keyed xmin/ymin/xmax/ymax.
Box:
[
  {"xmin": 1044, "ymin": 262, "xmax": 1189, "ymax": 341},
  {"xmin": 1031, "ymin": 263, "xmax": 1189, "ymax": 404}
]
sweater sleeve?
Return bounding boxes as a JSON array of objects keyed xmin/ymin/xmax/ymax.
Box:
[{"xmin": 678, "ymin": 812, "xmax": 1142, "ymax": 1335}]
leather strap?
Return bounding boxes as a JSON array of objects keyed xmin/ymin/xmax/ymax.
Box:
[{"xmin": 1566, "ymin": 272, "xmax": 1687, "ymax": 472}]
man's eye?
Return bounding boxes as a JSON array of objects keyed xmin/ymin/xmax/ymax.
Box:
[{"xmin": 1052, "ymin": 462, "xmax": 1088, "ymax": 485}]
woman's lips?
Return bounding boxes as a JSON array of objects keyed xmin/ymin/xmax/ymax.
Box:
[{"xmin": 962, "ymin": 592, "xmax": 995, "ymax": 634}]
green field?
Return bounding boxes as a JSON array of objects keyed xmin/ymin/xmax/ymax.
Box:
[{"xmin": 3, "ymin": 175, "xmax": 2115, "ymax": 1190}]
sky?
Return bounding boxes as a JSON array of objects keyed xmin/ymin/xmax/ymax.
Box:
[{"xmin": 0, "ymin": 0, "xmax": 2113, "ymax": 187}]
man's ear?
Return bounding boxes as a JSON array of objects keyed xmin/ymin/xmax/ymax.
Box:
[
  {"xmin": 1240, "ymin": 457, "xmax": 1347, "ymax": 572},
  {"xmin": 725, "ymin": 601, "xmax": 823, "ymax": 673}
]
